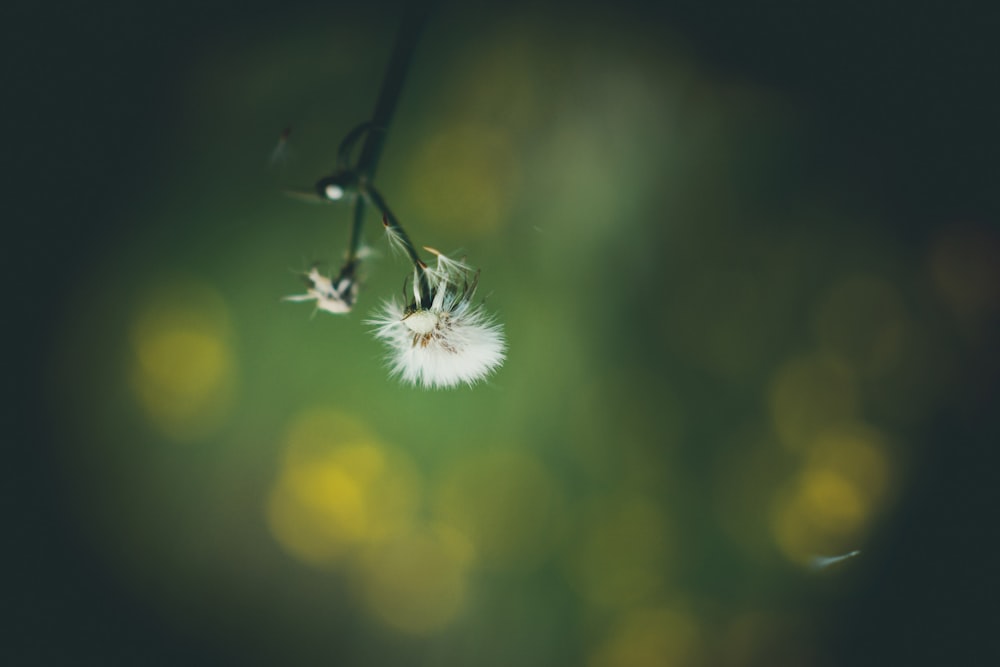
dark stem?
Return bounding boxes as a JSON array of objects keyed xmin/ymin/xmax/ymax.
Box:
[
  {"xmin": 345, "ymin": 2, "xmax": 431, "ymax": 265},
  {"xmin": 345, "ymin": 194, "xmax": 366, "ymax": 266},
  {"xmin": 355, "ymin": 3, "xmax": 431, "ymax": 182},
  {"xmin": 337, "ymin": 122, "xmax": 376, "ymax": 171}
]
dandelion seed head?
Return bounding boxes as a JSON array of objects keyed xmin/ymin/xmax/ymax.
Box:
[{"xmin": 368, "ymin": 254, "xmax": 505, "ymax": 389}]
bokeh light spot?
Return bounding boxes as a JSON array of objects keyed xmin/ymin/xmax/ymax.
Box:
[
  {"xmin": 771, "ymin": 423, "xmax": 892, "ymax": 564},
  {"xmin": 769, "ymin": 354, "xmax": 858, "ymax": 451},
  {"xmin": 772, "ymin": 473, "xmax": 863, "ymax": 563},
  {"xmin": 359, "ymin": 524, "xmax": 472, "ymax": 635},
  {"xmin": 406, "ymin": 122, "xmax": 519, "ymax": 236},
  {"xmin": 129, "ymin": 279, "xmax": 235, "ymax": 442},
  {"xmin": 590, "ymin": 607, "xmax": 700, "ymax": 667},
  {"xmin": 434, "ymin": 448, "xmax": 563, "ymax": 571},
  {"xmin": 266, "ymin": 409, "xmax": 420, "ymax": 568},
  {"xmin": 806, "ymin": 423, "xmax": 892, "ymax": 509},
  {"xmin": 446, "ymin": 25, "xmax": 545, "ymax": 134},
  {"xmin": 567, "ymin": 495, "xmax": 672, "ymax": 609}
]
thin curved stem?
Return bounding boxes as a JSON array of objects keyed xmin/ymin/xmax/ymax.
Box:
[
  {"xmin": 362, "ymin": 184, "xmax": 430, "ymax": 299},
  {"xmin": 343, "ymin": 2, "xmax": 431, "ymax": 271},
  {"xmin": 345, "ymin": 193, "xmax": 367, "ymax": 264},
  {"xmin": 337, "ymin": 122, "xmax": 378, "ymax": 172},
  {"xmin": 355, "ymin": 3, "xmax": 431, "ymax": 181}
]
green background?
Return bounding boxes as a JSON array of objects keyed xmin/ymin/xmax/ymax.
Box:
[{"xmin": 7, "ymin": 0, "xmax": 998, "ymax": 665}]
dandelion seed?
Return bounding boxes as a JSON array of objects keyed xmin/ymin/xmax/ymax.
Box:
[
  {"xmin": 283, "ymin": 266, "xmax": 358, "ymax": 315},
  {"xmin": 382, "ymin": 216, "xmax": 409, "ymax": 257},
  {"xmin": 269, "ymin": 126, "xmax": 292, "ymax": 167},
  {"xmin": 367, "ymin": 255, "xmax": 505, "ymax": 388},
  {"xmin": 808, "ymin": 550, "xmax": 861, "ymax": 571},
  {"xmin": 353, "ymin": 244, "xmax": 378, "ymax": 261},
  {"xmin": 423, "ymin": 246, "xmax": 474, "ymax": 284}
]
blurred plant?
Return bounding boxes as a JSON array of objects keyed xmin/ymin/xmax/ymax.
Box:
[{"xmin": 282, "ymin": 4, "xmax": 506, "ymax": 388}]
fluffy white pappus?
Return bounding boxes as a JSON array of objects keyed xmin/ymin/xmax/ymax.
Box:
[
  {"xmin": 423, "ymin": 246, "xmax": 473, "ymax": 283},
  {"xmin": 367, "ymin": 287, "xmax": 506, "ymax": 389}
]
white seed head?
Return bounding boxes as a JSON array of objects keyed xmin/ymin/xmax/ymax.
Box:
[
  {"xmin": 402, "ymin": 309, "xmax": 439, "ymax": 334},
  {"xmin": 367, "ymin": 256, "xmax": 505, "ymax": 388}
]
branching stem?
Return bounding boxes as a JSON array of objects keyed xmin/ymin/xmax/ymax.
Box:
[
  {"xmin": 355, "ymin": 4, "xmax": 430, "ymax": 181},
  {"xmin": 345, "ymin": 2, "xmax": 431, "ymax": 268}
]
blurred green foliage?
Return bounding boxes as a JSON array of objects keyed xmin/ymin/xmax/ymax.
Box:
[{"xmin": 29, "ymin": 2, "xmax": 998, "ymax": 666}]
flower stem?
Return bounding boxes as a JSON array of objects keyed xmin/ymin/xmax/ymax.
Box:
[
  {"xmin": 362, "ymin": 185, "xmax": 422, "ymax": 267},
  {"xmin": 363, "ymin": 184, "xmax": 431, "ymax": 299},
  {"xmin": 356, "ymin": 3, "xmax": 431, "ymax": 181},
  {"xmin": 345, "ymin": 2, "xmax": 431, "ymax": 266}
]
